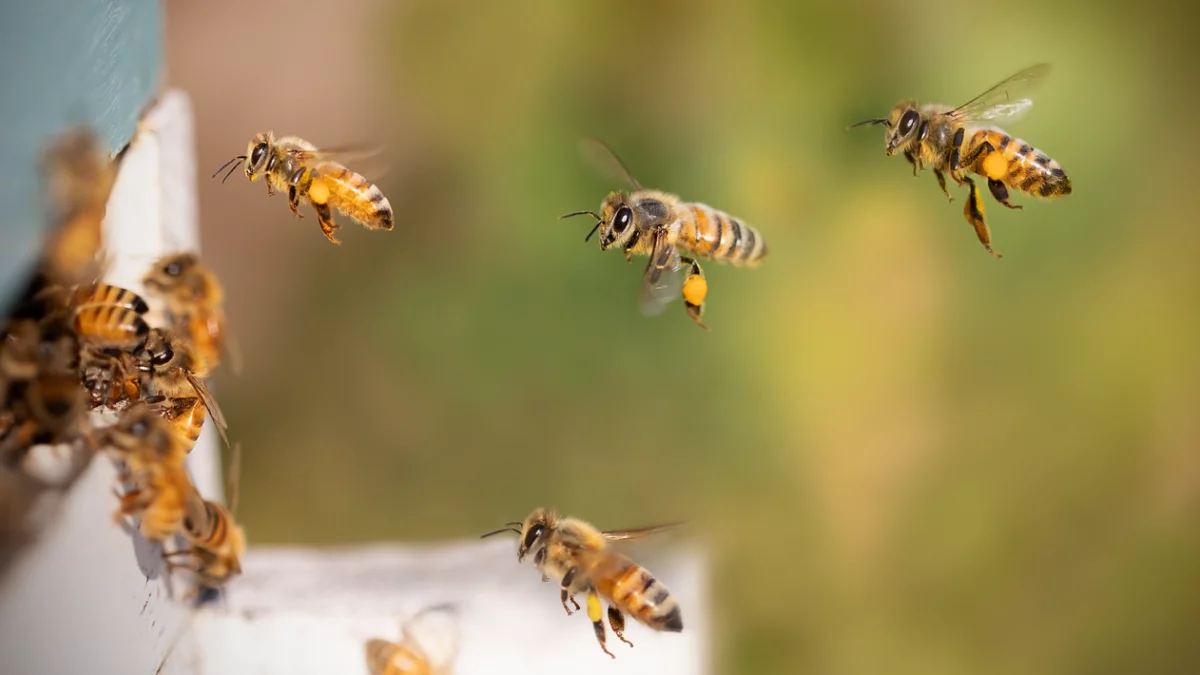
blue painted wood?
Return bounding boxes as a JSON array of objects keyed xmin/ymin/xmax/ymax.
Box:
[{"xmin": 0, "ymin": 0, "xmax": 162, "ymax": 308}]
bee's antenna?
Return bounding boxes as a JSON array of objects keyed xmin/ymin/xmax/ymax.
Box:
[
  {"xmin": 559, "ymin": 210, "xmax": 600, "ymax": 221},
  {"xmin": 847, "ymin": 118, "xmax": 890, "ymax": 130},
  {"xmin": 212, "ymin": 156, "xmax": 247, "ymax": 182},
  {"xmin": 480, "ymin": 527, "xmax": 522, "ymax": 539},
  {"xmin": 584, "ymin": 223, "xmax": 601, "ymax": 242}
]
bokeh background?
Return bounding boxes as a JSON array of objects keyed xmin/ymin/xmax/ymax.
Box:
[{"xmin": 167, "ymin": 1, "xmax": 1199, "ymax": 673}]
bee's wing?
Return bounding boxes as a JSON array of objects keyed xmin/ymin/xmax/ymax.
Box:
[
  {"xmin": 285, "ymin": 144, "xmax": 391, "ymax": 180},
  {"xmin": 579, "ymin": 138, "xmax": 643, "ymax": 191},
  {"xmin": 184, "ymin": 370, "xmax": 229, "ymax": 447},
  {"xmin": 639, "ymin": 228, "xmax": 682, "ymax": 318},
  {"xmin": 602, "ymin": 521, "xmax": 687, "ymax": 542},
  {"xmin": 400, "ymin": 603, "xmax": 460, "ymax": 671},
  {"xmin": 946, "ymin": 63, "xmax": 1051, "ymax": 125}
]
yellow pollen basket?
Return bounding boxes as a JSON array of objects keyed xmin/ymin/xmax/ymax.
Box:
[
  {"xmin": 308, "ymin": 177, "xmax": 331, "ymax": 205},
  {"xmin": 587, "ymin": 593, "xmax": 604, "ymax": 622},
  {"xmin": 682, "ymin": 274, "xmax": 708, "ymax": 306}
]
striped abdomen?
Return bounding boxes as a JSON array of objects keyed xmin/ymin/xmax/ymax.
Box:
[
  {"xmin": 678, "ymin": 203, "xmax": 767, "ymax": 267},
  {"xmin": 588, "ymin": 553, "xmax": 683, "ymax": 632},
  {"xmin": 74, "ymin": 304, "xmax": 149, "ymax": 346},
  {"xmin": 969, "ymin": 130, "xmax": 1071, "ymax": 198},
  {"xmin": 74, "ymin": 284, "xmax": 148, "ymax": 313},
  {"xmin": 364, "ymin": 638, "xmax": 430, "ymax": 675},
  {"xmin": 137, "ymin": 469, "xmax": 191, "ymax": 541},
  {"xmin": 164, "ymin": 398, "xmax": 205, "ymax": 453},
  {"xmin": 316, "ymin": 164, "xmax": 394, "ymax": 231},
  {"xmin": 182, "ymin": 494, "xmax": 234, "ymax": 553}
]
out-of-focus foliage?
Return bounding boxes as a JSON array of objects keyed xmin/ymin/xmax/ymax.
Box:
[{"xmin": 172, "ymin": 0, "xmax": 1200, "ymax": 672}]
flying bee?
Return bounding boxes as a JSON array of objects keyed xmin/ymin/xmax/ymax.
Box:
[
  {"xmin": 142, "ymin": 253, "xmax": 235, "ymax": 373},
  {"xmin": 365, "ymin": 604, "xmax": 460, "ymax": 675},
  {"xmin": 561, "ymin": 139, "xmax": 768, "ymax": 331},
  {"xmin": 101, "ymin": 404, "xmax": 194, "ymax": 542},
  {"xmin": 850, "ymin": 63, "xmax": 1072, "ymax": 258},
  {"xmin": 165, "ymin": 442, "xmax": 246, "ymax": 591},
  {"xmin": 213, "ymin": 132, "xmax": 394, "ymax": 245},
  {"xmin": 482, "ymin": 508, "xmax": 684, "ymax": 658},
  {"xmin": 134, "ymin": 328, "xmax": 229, "ymax": 449}
]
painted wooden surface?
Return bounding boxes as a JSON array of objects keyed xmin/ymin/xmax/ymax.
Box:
[
  {"xmin": 190, "ymin": 541, "xmax": 710, "ymax": 675},
  {"xmin": 0, "ymin": 90, "xmax": 218, "ymax": 675},
  {"xmin": 0, "ymin": 0, "xmax": 162, "ymax": 310}
]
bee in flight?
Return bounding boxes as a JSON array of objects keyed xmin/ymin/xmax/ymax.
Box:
[
  {"xmin": 561, "ymin": 139, "xmax": 768, "ymax": 330},
  {"xmin": 364, "ymin": 603, "xmax": 460, "ymax": 675},
  {"xmin": 213, "ymin": 132, "xmax": 394, "ymax": 245},
  {"xmin": 482, "ymin": 508, "xmax": 684, "ymax": 658},
  {"xmin": 851, "ymin": 63, "xmax": 1072, "ymax": 258}
]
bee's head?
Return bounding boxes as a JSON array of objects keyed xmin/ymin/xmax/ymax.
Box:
[
  {"xmin": 212, "ymin": 131, "xmax": 273, "ymax": 184},
  {"xmin": 244, "ymin": 131, "xmax": 274, "ymax": 180},
  {"xmin": 559, "ymin": 192, "xmax": 638, "ymax": 252},
  {"xmin": 850, "ymin": 100, "xmax": 921, "ymax": 156},
  {"xmin": 144, "ymin": 252, "xmax": 197, "ymax": 293},
  {"xmin": 480, "ymin": 507, "xmax": 557, "ymax": 563}
]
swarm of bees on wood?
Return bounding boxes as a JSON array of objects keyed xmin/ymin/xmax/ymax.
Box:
[{"xmin": 0, "ymin": 128, "xmax": 243, "ymax": 599}]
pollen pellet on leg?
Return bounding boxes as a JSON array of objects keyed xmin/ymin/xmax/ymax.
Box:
[
  {"xmin": 982, "ymin": 151, "xmax": 1008, "ymax": 181},
  {"xmin": 682, "ymin": 274, "xmax": 707, "ymax": 307},
  {"xmin": 308, "ymin": 178, "xmax": 331, "ymax": 205}
]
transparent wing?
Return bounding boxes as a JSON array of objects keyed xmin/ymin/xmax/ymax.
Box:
[
  {"xmin": 639, "ymin": 229, "xmax": 682, "ymax": 318},
  {"xmin": 401, "ymin": 603, "xmax": 460, "ymax": 671},
  {"xmin": 286, "ymin": 144, "xmax": 391, "ymax": 180},
  {"xmin": 184, "ymin": 370, "xmax": 229, "ymax": 447},
  {"xmin": 946, "ymin": 63, "xmax": 1051, "ymax": 125},
  {"xmin": 579, "ymin": 137, "xmax": 643, "ymax": 190},
  {"xmin": 602, "ymin": 521, "xmax": 686, "ymax": 542}
]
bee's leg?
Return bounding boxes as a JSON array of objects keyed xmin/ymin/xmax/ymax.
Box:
[
  {"xmin": 311, "ymin": 201, "xmax": 342, "ymax": 245},
  {"xmin": 958, "ymin": 140, "xmax": 995, "ymax": 173},
  {"xmin": 961, "ymin": 176, "xmax": 1002, "ymax": 259},
  {"xmin": 949, "ymin": 127, "xmax": 966, "ymax": 172},
  {"xmin": 623, "ymin": 229, "xmax": 642, "ymax": 263},
  {"xmin": 679, "ymin": 257, "xmax": 709, "ymax": 332},
  {"xmin": 586, "ymin": 588, "xmax": 616, "ymax": 659},
  {"xmin": 904, "ymin": 150, "xmax": 918, "ymax": 177},
  {"xmin": 608, "ymin": 606, "xmax": 634, "ymax": 648},
  {"xmin": 987, "ymin": 178, "xmax": 1023, "ymax": 210},
  {"xmin": 934, "ymin": 169, "xmax": 953, "ymax": 201},
  {"xmin": 286, "ymin": 186, "xmax": 305, "ymax": 219},
  {"xmin": 560, "ymin": 567, "xmax": 581, "ymax": 615}
]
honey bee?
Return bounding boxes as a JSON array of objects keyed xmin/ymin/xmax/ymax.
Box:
[
  {"xmin": 562, "ymin": 139, "xmax": 767, "ymax": 331},
  {"xmin": 134, "ymin": 328, "xmax": 229, "ymax": 449},
  {"xmin": 165, "ymin": 442, "xmax": 246, "ymax": 589},
  {"xmin": 101, "ymin": 404, "xmax": 194, "ymax": 542},
  {"xmin": 73, "ymin": 303, "xmax": 150, "ymax": 348},
  {"xmin": 850, "ymin": 63, "xmax": 1071, "ymax": 258},
  {"xmin": 0, "ymin": 318, "xmax": 87, "ymax": 466},
  {"xmin": 214, "ymin": 132, "xmax": 394, "ymax": 245},
  {"xmin": 364, "ymin": 604, "xmax": 460, "ymax": 675},
  {"xmin": 142, "ymin": 253, "xmax": 232, "ymax": 373},
  {"xmin": 482, "ymin": 508, "xmax": 684, "ymax": 658}
]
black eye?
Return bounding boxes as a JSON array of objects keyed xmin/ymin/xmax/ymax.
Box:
[
  {"xmin": 130, "ymin": 420, "xmax": 148, "ymax": 436},
  {"xmin": 151, "ymin": 344, "xmax": 174, "ymax": 367},
  {"xmin": 523, "ymin": 523, "xmax": 544, "ymax": 550},
  {"xmin": 899, "ymin": 110, "xmax": 920, "ymax": 135},
  {"xmin": 163, "ymin": 262, "xmax": 182, "ymax": 277},
  {"xmin": 250, "ymin": 143, "xmax": 268, "ymax": 170},
  {"xmin": 612, "ymin": 207, "xmax": 633, "ymax": 234}
]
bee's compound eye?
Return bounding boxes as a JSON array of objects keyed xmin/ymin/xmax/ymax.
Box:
[
  {"xmin": 612, "ymin": 207, "xmax": 633, "ymax": 235},
  {"xmin": 151, "ymin": 344, "xmax": 174, "ymax": 367},
  {"xmin": 249, "ymin": 143, "xmax": 268, "ymax": 170},
  {"xmin": 130, "ymin": 420, "xmax": 148, "ymax": 436},
  {"xmin": 899, "ymin": 110, "xmax": 920, "ymax": 135},
  {"xmin": 164, "ymin": 262, "xmax": 182, "ymax": 277},
  {"xmin": 523, "ymin": 523, "xmax": 545, "ymax": 551}
]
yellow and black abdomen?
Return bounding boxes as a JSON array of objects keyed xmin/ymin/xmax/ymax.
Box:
[
  {"xmin": 74, "ymin": 284, "xmax": 149, "ymax": 313},
  {"xmin": 364, "ymin": 638, "xmax": 430, "ymax": 675},
  {"xmin": 183, "ymin": 496, "xmax": 229, "ymax": 549},
  {"xmin": 591, "ymin": 554, "xmax": 683, "ymax": 633},
  {"xmin": 971, "ymin": 130, "xmax": 1071, "ymax": 198},
  {"xmin": 74, "ymin": 304, "xmax": 149, "ymax": 346},
  {"xmin": 679, "ymin": 203, "xmax": 767, "ymax": 267},
  {"xmin": 315, "ymin": 164, "xmax": 394, "ymax": 231}
]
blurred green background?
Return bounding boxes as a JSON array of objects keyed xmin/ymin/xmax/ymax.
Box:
[{"xmin": 168, "ymin": 0, "xmax": 1199, "ymax": 672}]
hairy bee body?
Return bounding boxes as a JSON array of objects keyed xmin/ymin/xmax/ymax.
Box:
[
  {"xmin": 74, "ymin": 304, "xmax": 149, "ymax": 347},
  {"xmin": 854, "ymin": 64, "xmax": 1071, "ymax": 257},
  {"xmin": 491, "ymin": 507, "xmax": 684, "ymax": 658},
  {"xmin": 143, "ymin": 253, "xmax": 228, "ymax": 371},
  {"xmin": 963, "ymin": 129, "xmax": 1071, "ymax": 199},
  {"xmin": 226, "ymin": 132, "xmax": 394, "ymax": 245},
  {"xmin": 365, "ymin": 639, "xmax": 432, "ymax": 675}
]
